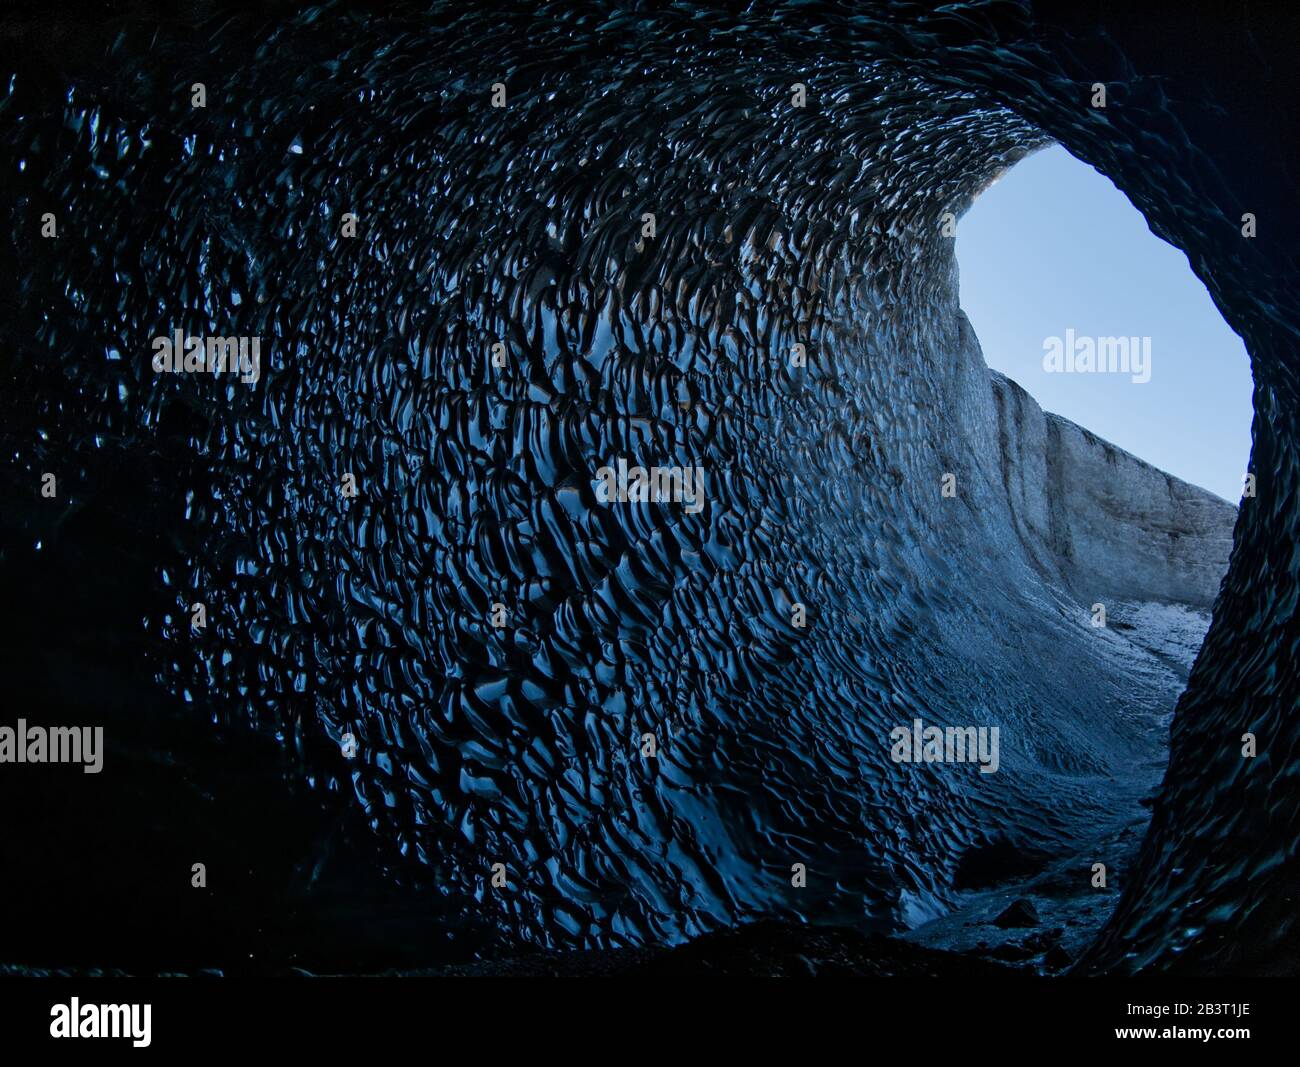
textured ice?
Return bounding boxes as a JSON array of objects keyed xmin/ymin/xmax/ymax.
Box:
[{"xmin": 1, "ymin": 2, "xmax": 1293, "ymax": 972}]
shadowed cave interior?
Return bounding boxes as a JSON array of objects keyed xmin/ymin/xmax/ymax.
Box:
[{"xmin": 0, "ymin": 1, "xmax": 1296, "ymax": 976}]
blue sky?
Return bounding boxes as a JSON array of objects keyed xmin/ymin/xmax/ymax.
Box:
[{"xmin": 956, "ymin": 144, "xmax": 1253, "ymax": 503}]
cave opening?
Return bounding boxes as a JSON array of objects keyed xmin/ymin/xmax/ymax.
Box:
[
  {"xmin": 951, "ymin": 137, "xmax": 1254, "ymax": 778},
  {"xmin": 957, "ymin": 143, "xmax": 1253, "ymax": 507},
  {"xmin": 893, "ymin": 140, "xmax": 1257, "ymax": 963}
]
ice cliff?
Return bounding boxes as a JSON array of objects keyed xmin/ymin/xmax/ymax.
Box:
[{"xmin": 988, "ymin": 368, "xmax": 1236, "ymax": 611}]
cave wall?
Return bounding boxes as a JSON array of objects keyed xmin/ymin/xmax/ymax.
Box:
[{"xmin": 0, "ymin": 1, "xmax": 1295, "ymax": 973}]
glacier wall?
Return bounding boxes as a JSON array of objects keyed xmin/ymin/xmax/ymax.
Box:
[{"xmin": 990, "ymin": 369, "xmax": 1237, "ymax": 610}]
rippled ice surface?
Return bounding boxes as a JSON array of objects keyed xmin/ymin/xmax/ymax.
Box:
[{"xmin": 0, "ymin": 2, "xmax": 1240, "ymax": 957}]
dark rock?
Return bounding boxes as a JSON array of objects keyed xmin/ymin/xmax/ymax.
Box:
[
  {"xmin": 994, "ymin": 899, "xmax": 1042, "ymax": 929},
  {"xmin": 991, "ymin": 941, "xmax": 1040, "ymax": 963}
]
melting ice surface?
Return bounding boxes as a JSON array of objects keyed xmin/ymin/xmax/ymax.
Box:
[{"xmin": 0, "ymin": 2, "xmax": 1241, "ymax": 960}]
